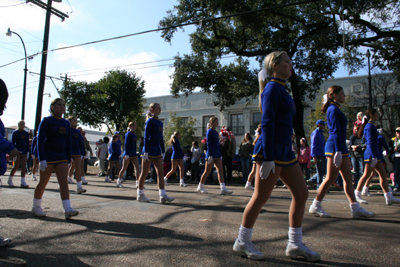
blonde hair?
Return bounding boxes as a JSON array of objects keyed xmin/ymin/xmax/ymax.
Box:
[
  {"xmin": 128, "ymin": 121, "xmax": 136, "ymax": 127},
  {"xmin": 253, "ymin": 124, "xmax": 262, "ymax": 145},
  {"xmin": 146, "ymin": 103, "xmax": 160, "ymax": 120},
  {"xmin": 208, "ymin": 116, "xmax": 218, "ymax": 129},
  {"xmin": 67, "ymin": 116, "xmax": 77, "ymax": 121},
  {"xmin": 168, "ymin": 131, "xmax": 180, "ymax": 146},
  {"xmin": 357, "ymin": 112, "xmax": 363, "ymax": 121},
  {"xmin": 259, "ymin": 51, "xmax": 288, "ymax": 113}
]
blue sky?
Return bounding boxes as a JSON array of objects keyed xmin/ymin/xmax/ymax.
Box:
[{"xmin": 0, "ymin": 0, "xmax": 368, "ymax": 130}]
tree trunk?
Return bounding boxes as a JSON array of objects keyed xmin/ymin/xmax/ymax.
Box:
[{"xmin": 289, "ymin": 73, "xmax": 306, "ymax": 144}]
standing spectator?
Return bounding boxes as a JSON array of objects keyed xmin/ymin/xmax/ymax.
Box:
[
  {"xmin": 297, "ymin": 138, "xmax": 311, "ymax": 181},
  {"xmin": 307, "ymin": 120, "xmax": 326, "ymax": 189},
  {"xmin": 8, "ymin": 120, "xmax": 30, "ymax": 188},
  {"xmin": 239, "ymin": 133, "xmax": 254, "ymax": 184},
  {"xmin": 81, "ymin": 130, "xmax": 93, "ymax": 175},
  {"xmin": 353, "ymin": 112, "xmax": 364, "ymax": 136},
  {"xmin": 220, "ymin": 127, "xmax": 232, "ymax": 183},
  {"xmin": 191, "ymin": 141, "xmax": 201, "ymax": 182},
  {"xmin": 348, "ymin": 123, "xmax": 366, "ymax": 188},
  {"xmin": 389, "ymin": 127, "xmax": 400, "ymax": 193},
  {"xmin": 96, "ymin": 137, "xmax": 109, "ymax": 177}
]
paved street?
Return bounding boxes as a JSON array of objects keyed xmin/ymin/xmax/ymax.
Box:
[{"xmin": 0, "ymin": 173, "xmax": 399, "ymax": 267}]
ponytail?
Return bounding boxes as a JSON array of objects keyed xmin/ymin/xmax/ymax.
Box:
[
  {"xmin": 321, "ymin": 85, "xmax": 343, "ymax": 113},
  {"xmin": 358, "ymin": 108, "xmax": 377, "ymax": 138},
  {"xmin": 168, "ymin": 131, "xmax": 179, "ymax": 146},
  {"xmin": 146, "ymin": 103, "xmax": 159, "ymax": 120}
]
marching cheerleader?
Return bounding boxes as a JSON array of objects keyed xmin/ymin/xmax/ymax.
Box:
[
  {"xmin": 137, "ymin": 103, "xmax": 174, "ymax": 203},
  {"xmin": 244, "ymin": 125, "xmax": 261, "ymax": 190},
  {"xmin": 116, "ymin": 121, "xmax": 140, "ymax": 188},
  {"xmin": 196, "ymin": 117, "xmax": 233, "ymax": 195},
  {"xmin": 67, "ymin": 116, "xmax": 86, "ymax": 194},
  {"xmin": 31, "ymin": 132, "xmax": 39, "ymax": 181},
  {"xmin": 309, "ymin": 86, "xmax": 375, "ymax": 218},
  {"xmin": 106, "ymin": 134, "xmax": 121, "ymax": 180},
  {"xmin": 32, "ymin": 98, "xmax": 79, "ymax": 219},
  {"xmin": 164, "ymin": 131, "xmax": 187, "ymax": 187},
  {"xmin": 354, "ymin": 109, "xmax": 399, "ymax": 205},
  {"xmin": 233, "ymin": 51, "xmax": 320, "ymax": 261},
  {"xmin": 8, "ymin": 120, "xmax": 30, "ymax": 188},
  {"xmin": 0, "ymin": 78, "xmax": 20, "ymax": 246}
]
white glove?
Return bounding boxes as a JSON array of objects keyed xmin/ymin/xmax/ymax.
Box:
[
  {"xmin": 81, "ymin": 155, "xmax": 84, "ymax": 159},
  {"xmin": 333, "ymin": 151, "xmax": 342, "ymax": 168},
  {"xmin": 162, "ymin": 153, "xmax": 165, "ymax": 160},
  {"xmin": 383, "ymin": 151, "xmax": 387, "ymax": 156},
  {"xmin": 260, "ymin": 161, "xmax": 275, "ymax": 179},
  {"xmin": 370, "ymin": 158, "xmax": 377, "ymax": 168},
  {"xmin": 183, "ymin": 156, "xmax": 189, "ymax": 162},
  {"xmin": 207, "ymin": 156, "xmax": 213, "ymax": 164},
  {"xmin": 142, "ymin": 153, "xmax": 149, "ymax": 162},
  {"xmin": 124, "ymin": 155, "xmax": 129, "ymax": 159},
  {"xmin": 39, "ymin": 160, "xmax": 48, "ymax": 172}
]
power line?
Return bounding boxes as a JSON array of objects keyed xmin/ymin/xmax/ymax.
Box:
[{"xmin": 0, "ymin": 0, "xmax": 320, "ymax": 69}]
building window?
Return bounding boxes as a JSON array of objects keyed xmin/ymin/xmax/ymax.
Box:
[
  {"xmin": 205, "ymin": 97, "xmax": 213, "ymax": 104},
  {"xmin": 179, "ymin": 100, "xmax": 187, "ymax": 106},
  {"xmin": 351, "ymin": 84, "xmax": 363, "ymax": 93},
  {"xmin": 181, "ymin": 117, "xmax": 188, "ymax": 126},
  {"xmin": 252, "ymin": 112, "xmax": 261, "ymax": 133},
  {"xmin": 203, "ymin": 115, "xmax": 213, "ymax": 136},
  {"xmin": 230, "ymin": 114, "xmax": 244, "ymax": 135}
]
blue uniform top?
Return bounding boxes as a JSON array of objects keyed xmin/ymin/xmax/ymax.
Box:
[
  {"xmin": 123, "ymin": 131, "xmax": 137, "ymax": 157},
  {"xmin": 377, "ymin": 135, "xmax": 389, "ymax": 155},
  {"xmin": 261, "ymin": 78, "xmax": 296, "ymax": 161},
  {"xmin": 109, "ymin": 140, "xmax": 122, "ymax": 161},
  {"xmin": 70, "ymin": 127, "xmax": 83, "ymax": 157},
  {"xmin": 364, "ymin": 122, "xmax": 379, "ymax": 159},
  {"xmin": 206, "ymin": 128, "xmax": 221, "ymax": 159},
  {"xmin": 11, "ymin": 129, "xmax": 29, "ymax": 155},
  {"xmin": 171, "ymin": 138, "xmax": 183, "ymax": 159},
  {"xmin": 326, "ymin": 102, "xmax": 347, "ymax": 152},
  {"xmin": 31, "ymin": 136, "xmax": 38, "ymax": 158},
  {"xmin": 142, "ymin": 115, "xmax": 165, "ymax": 157},
  {"xmin": 37, "ymin": 114, "xmax": 71, "ymax": 164},
  {"xmin": 310, "ymin": 128, "xmax": 325, "ymax": 157},
  {"xmin": 0, "ymin": 119, "xmax": 15, "ymax": 175}
]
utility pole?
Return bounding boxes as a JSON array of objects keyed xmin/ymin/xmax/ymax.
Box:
[{"xmin": 31, "ymin": 0, "xmax": 68, "ymax": 134}]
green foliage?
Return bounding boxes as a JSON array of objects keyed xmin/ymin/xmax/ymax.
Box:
[
  {"xmin": 159, "ymin": 0, "xmax": 400, "ymax": 142},
  {"xmin": 163, "ymin": 112, "xmax": 197, "ymax": 149},
  {"xmin": 60, "ymin": 69, "xmax": 146, "ymax": 136}
]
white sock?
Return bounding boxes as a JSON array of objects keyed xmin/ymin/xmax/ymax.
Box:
[
  {"xmin": 21, "ymin": 177, "xmax": 26, "ymax": 183},
  {"xmin": 246, "ymin": 181, "xmax": 252, "ymax": 187},
  {"xmin": 33, "ymin": 198, "xmax": 41, "ymax": 208},
  {"xmin": 238, "ymin": 225, "xmax": 253, "ymax": 243},
  {"xmin": 77, "ymin": 181, "xmax": 82, "ymax": 188},
  {"xmin": 62, "ymin": 199, "xmax": 71, "ymax": 211},
  {"xmin": 220, "ymin": 183, "xmax": 226, "ymax": 190},
  {"xmin": 350, "ymin": 202, "xmax": 360, "ymax": 211},
  {"xmin": 354, "ymin": 190, "xmax": 361, "ymax": 197},
  {"xmin": 164, "ymin": 176, "xmax": 168, "ymax": 180},
  {"xmin": 117, "ymin": 178, "xmax": 121, "ymax": 184},
  {"xmin": 138, "ymin": 189, "xmax": 144, "ymax": 196},
  {"xmin": 8, "ymin": 176, "xmax": 13, "ymax": 182},
  {"xmin": 136, "ymin": 180, "xmax": 139, "ymax": 186},
  {"xmin": 159, "ymin": 189, "xmax": 166, "ymax": 197},
  {"xmin": 198, "ymin": 182, "xmax": 204, "ymax": 188},
  {"xmin": 288, "ymin": 227, "xmax": 302, "ymax": 245},
  {"xmin": 362, "ymin": 186, "xmax": 369, "ymax": 193},
  {"xmin": 68, "ymin": 176, "xmax": 71, "ymax": 180},
  {"xmin": 180, "ymin": 179, "xmax": 185, "ymax": 184},
  {"xmin": 82, "ymin": 176, "xmax": 86, "ymax": 181},
  {"xmin": 384, "ymin": 192, "xmax": 392, "ymax": 200},
  {"xmin": 312, "ymin": 199, "xmax": 321, "ymax": 207}
]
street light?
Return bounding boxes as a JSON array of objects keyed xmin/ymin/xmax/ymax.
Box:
[
  {"xmin": 6, "ymin": 28, "xmax": 28, "ymax": 121},
  {"xmin": 366, "ymin": 49, "xmax": 372, "ymax": 109}
]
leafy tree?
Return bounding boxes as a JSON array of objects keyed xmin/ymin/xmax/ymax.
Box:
[
  {"xmin": 164, "ymin": 112, "xmax": 197, "ymax": 149},
  {"xmin": 159, "ymin": 0, "xmax": 400, "ymax": 142},
  {"xmin": 60, "ymin": 69, "xmax": 146, "ymax": 136}
]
